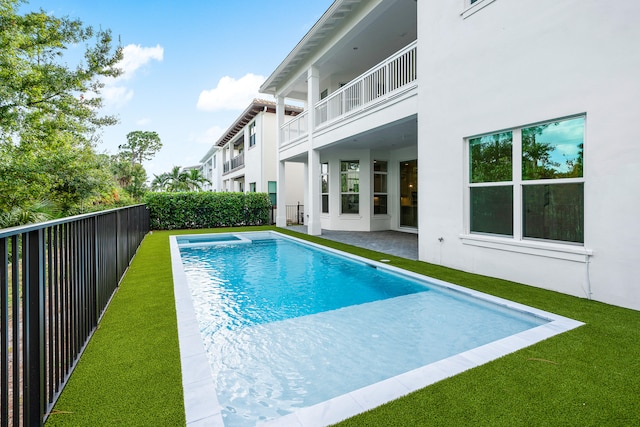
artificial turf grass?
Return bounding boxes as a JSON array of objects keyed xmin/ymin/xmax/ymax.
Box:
[
  {"xmin": 45, "ymin": 226, "xmax": 640, "ymax": 426},
  {"xmin": 45, "ymin": 229, "xmax": 187, "ymax": 426},
  {"xmin": 44, "ymin": 226, "xmax": 273, "ymax": 426}
]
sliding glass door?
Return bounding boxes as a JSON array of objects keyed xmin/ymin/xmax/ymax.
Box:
[{"xmin": 399, "ymin": 159, "xmax": 418, "ymax": 228}]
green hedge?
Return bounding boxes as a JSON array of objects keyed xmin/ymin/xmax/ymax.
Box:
[{"xmin": 144, "ymin": 192, "xmax": 272, "ymax": 230}]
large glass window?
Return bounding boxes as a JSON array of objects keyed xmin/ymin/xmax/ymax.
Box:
[
  {"xmin": 468, "ymin": 116, "xmax": 585, "ymax": 244},
  {"xmin": 373, "ymin": 160, "xmax": 388, "ymax": 214},
  {"xmin": 340, "ymin": 161, "xmax": 359, "ymax": 214},
  {"xmin": 469, "ymin": 131, "xmax": 513, "ymax": 235},
  {"xmin": 523, "ymin": 183, "xmax": 584, "ymax": 243},
  {"xmin": 321, "ymin": 162, "xmax": 329, "ymax": 213},
  {"xmin": 470, "ymin": 186, "xmax": 513, "ymax": 236},
  {"xmin": 522, "ymin": 117, "xmax": 585, "ymax": 243}
]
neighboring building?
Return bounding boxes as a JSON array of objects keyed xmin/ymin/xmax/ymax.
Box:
[
  {"xmin": 202, "ymin": 99, "xmax": 305, "ymax": 220},
  {"xmin": 200, "ymin": 145, "xmax": 220, "ymax": 192},
  {"xmin": 260, "ymin": 0, "xmax": 640, "ymax": 311}
]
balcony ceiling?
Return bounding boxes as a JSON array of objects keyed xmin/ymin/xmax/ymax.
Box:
[
  {"xmin": 261, "ymin": 0, "xmax": 417, "ymax": 100},
  {"xmin": 325, "ymin": 114, "xmax": 418, "ymax": 151},
  {"xmin": 285, "ymin": 114, "xmax": 417, "ymax": 163}
]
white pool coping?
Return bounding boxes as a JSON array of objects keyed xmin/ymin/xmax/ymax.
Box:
[{"xmin": 170, "ymin": 231, "xmax": 584, "ymax": 427}]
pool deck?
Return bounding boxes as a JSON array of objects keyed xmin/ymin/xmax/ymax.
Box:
[{"xmin": 284, "ymin": 226, "xmax": 419, "ymax": 260}]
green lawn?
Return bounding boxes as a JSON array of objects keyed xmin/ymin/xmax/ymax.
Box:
[{"xmin": 46, "ymin": 226, "xmax": 640, "ymax": 426}]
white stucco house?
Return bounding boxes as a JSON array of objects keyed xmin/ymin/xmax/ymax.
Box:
[
  {"xmin": 199, "ymin": 145, "xmax": 220, "ymax": 192},
  {"xmin": 200, "ymin": 99, "xmax": 306, "ymax": 222},
  {"xmin": 259, "ymin": 0, "xmax": 640, "ymax": 311}
]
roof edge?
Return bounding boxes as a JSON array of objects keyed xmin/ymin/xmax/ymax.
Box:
[
  {"xmin": 214, "ymin": 98, "xmax": 303, "ymax": 147},
  {"xmin": 259, "ymin": 1, "xmax": 353, "ymax": 95}
]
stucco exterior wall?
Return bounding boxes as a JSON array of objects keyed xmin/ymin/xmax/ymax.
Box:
[{"xmin": 417, "ymin": 0, "xmax": 640, "ymax": 309}]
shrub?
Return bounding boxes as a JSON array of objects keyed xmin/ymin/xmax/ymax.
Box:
[{"xmin": 143, "ymin": 192, "xmax": 272, "ymax": 230}]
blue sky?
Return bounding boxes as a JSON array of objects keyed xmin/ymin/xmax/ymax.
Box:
[{"xmin": 20, "ymin": 0, "xmax": 334, "ymax": 177}]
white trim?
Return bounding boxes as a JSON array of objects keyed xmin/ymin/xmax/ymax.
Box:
[
  {"xmin": 512, "ymin": 128, "xmax": 523, "ymax": 240},
  {"xmin": 460, "ymin": 233, "xmax": 593, "ymax": 262}
]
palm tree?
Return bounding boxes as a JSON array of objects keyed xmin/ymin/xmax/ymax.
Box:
[
  {"xmin": 151, "ymin": 166, "xmax": 211, "ymax": 192},
  {"xmin": 0, "ymin": 199, "xmax": 59, "ymax": 229},
  {"xmin": 184, "ymin": 168, "xmax": 210, "ymax": 191},
  {"xmin": 151, "ymin": 173, "xmax": 170, "ymax": 192},
  {"xmin": 165, "ymin": 166, "xmax": 189, "ymax": 192}
]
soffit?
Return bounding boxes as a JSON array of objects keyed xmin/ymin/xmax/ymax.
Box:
[
  {"xmin": 261, "ymin": 0, "xmax": 417, "ymax": 99},
  {"xmin": 260, "ymin": 0, "xmax": 363, "ymax": 96}
]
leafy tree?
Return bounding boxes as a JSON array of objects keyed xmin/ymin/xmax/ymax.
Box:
[
  {"xmin": 119, "ymin": 130, "xmax": 162, "ymax": 166},
  {"xmin": 124, "ymin": 163, "xmax": 148, "ymax": 200},
  {"xmin": 0, "ymin": 0, "xmax": 123, "ymax": 220},
  {"xmin": 0, "ymin": 0, "xmax": 122, "ymax": 134},
  {"xmin": 0, "ymin": 199, "xmax": 58, "ymax": 228}
]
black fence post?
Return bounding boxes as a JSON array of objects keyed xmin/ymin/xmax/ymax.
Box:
[
  {"xmin": 1, "ymin": 237, "xmax": 7, "ymax": 427},
  {"xmin": 23, "ymin": 229, "xmax": 45, "ymax": 427}
]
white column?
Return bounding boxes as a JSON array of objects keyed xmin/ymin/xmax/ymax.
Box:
[
  {"xmin": 276, "ymin": 160, "xmax": 287, "ymax": 227},
  {"xmin": 275, "ymin": 96, "xmax": 287, "ymax": 227},
  {"xmin": 307, "ymin": 66, "xmax": 322, "ymax": 235}
]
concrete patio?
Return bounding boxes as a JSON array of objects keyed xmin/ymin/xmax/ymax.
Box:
[{"xmin": 284, "ymin": 226, "xmax": 418, "ymax": 260}]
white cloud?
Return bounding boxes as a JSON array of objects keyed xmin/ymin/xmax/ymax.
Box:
[
  {"xmin": 136, "ymin": 117, "xmax": 152, "ymax": 126},
  {"xmin": 101, "ymin": 85, "xmax": 133, "ymax": 109},
  {"xmin": 194, "ymin": 125, "xmax": 225, "ymax": 144},
  {"xmin": 101, "ymin": 44, "xmax": 164, "ymax": 108},
  {"xmin": 197, "ymin": 73, "xmax": 265, "ymax": 111},
  {"xmin": 118, "ymin": 44, "xmax": 164, "ymax": 80}
]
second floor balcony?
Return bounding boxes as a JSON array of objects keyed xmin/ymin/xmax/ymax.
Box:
[
  {"xmin": 280, "ymin": 41, "xmax": 417, "ymax": 148},
  {"xmin": 223, "ymin": 151, "xmax": 245, "ymax": 174}
]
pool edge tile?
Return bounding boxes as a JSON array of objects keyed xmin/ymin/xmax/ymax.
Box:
[{"xmin": 171, "ymin": 236, "xmax": 225, "ymax": 427}]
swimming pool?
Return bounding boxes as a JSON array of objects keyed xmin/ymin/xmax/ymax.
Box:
[{"xmin": 170, "ymin": 231, "xmax": 583, "ymax": 427}]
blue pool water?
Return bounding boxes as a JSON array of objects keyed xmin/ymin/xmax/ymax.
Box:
[{"xmin": 177, "ymin": 233, "xmax": 548, "ymax": 427}]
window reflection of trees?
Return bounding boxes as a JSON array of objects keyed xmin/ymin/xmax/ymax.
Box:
[
  {"xmin": 469, "ymin": 117, "xmax": 585, "ymax": 244},
  {"xmin": 522, "ymin": 119, "xmax": 584, "ymax": 180}
]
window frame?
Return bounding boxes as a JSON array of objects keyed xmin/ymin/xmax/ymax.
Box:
[
  {"xmin": 340, "ymin": 160, "xmax": 360, "ymax": 215},
  {"xmin": 321, "ymin": 162, "xmax": 329, "ymax": 214},
  {"xmin": 465, "ymin": 115, "xmax": 586, "ymax": 247},
  {"xmin": 248, "ymin": 121, "xmax": 256, "ymax": 148},
  {"xmin": 373, "ymin": 160, "xmax": 388, "ymax": 215}
]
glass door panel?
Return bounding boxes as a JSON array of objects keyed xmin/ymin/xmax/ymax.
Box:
[{"xmin": 400, "ymin": 159, "xmax": 418, "ymax": 228}]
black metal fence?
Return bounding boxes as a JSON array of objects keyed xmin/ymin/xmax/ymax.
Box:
[
  {"xmin": 269, "ymin": 204, "xmax": 305, "ymax": 226},
  {"xmin": 286, "ymin": 203, "xmax": 304, "ymax": 225},
  {"xmin": 0, "ymin": 205, "xmax": 149, "ymax": 426}
]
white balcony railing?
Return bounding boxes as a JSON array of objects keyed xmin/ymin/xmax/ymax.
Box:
[
  {"xmin": 223, "ymin": 152, "xmax": 244, "ymax": 174},
  {"xmin": 315, "ymin": 40, "xmax": 417, "ymax": 128},
  {"xmin": 280, "ymin": 110, "xmax": 308, "ymax": 147},
  {"xmin": 279, "ymin": 40, "xmax": 417, "ymax": 148}
]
